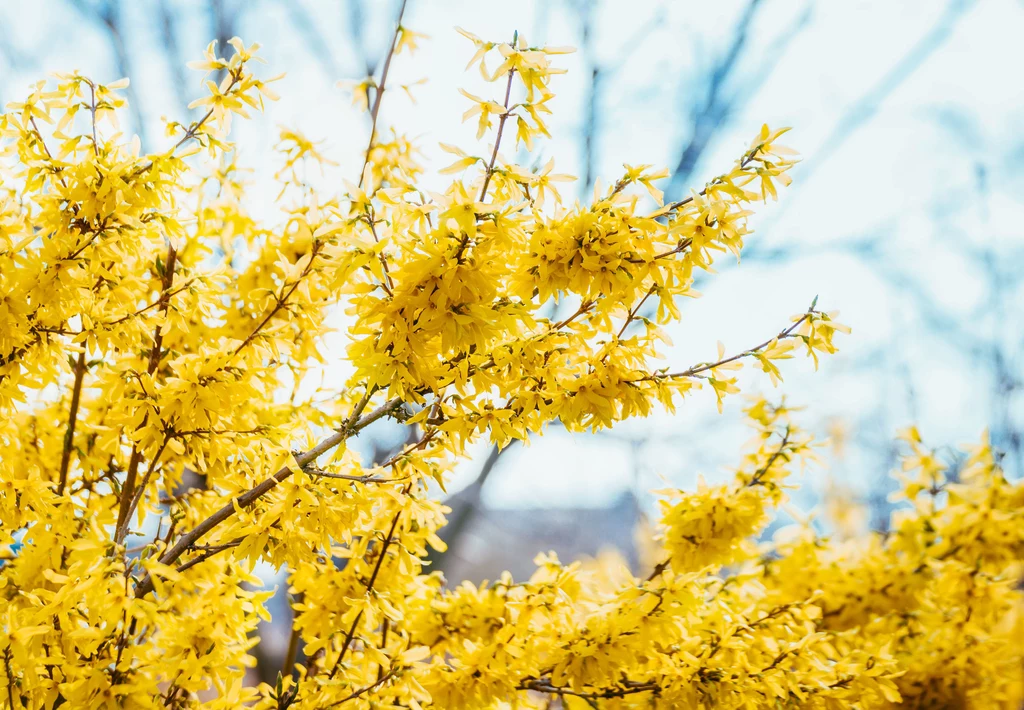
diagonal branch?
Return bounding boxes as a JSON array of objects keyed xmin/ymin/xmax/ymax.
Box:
[
  {"xmin": 326, "ymin": 503, "xmax": 405, "ymax": 680},
  {"xmin": 477, "ymin": 60, "xmax": 517, "ymax": 203},
  {"xmin": 426, "ymin": 440, "xmax": 510, "ymax": 573},
  {"xmin": 134, "ymin": 393, "xmax": 401, "ymax": 597},
  {"xmin": 327, "ymin": 668, "xmax": 397, "ymax": 707},
  {"xmin": 748, "ymin": 427, "xmax": 792, "ymax": 487},
  {"xmin": 652, "ymin": 302, "xmax": 815, "ymax": 380}
]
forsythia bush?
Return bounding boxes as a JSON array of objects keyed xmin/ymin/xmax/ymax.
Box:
[{"xmin": 0, "ymin": 25, "xmax": 1021, "ymax": 710}]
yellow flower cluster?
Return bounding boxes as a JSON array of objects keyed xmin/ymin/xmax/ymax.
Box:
[{"xmin": 0, "ymin": 26, "xmax": 1018, "ymax": 710}]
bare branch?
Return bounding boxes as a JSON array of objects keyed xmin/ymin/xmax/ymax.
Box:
[
  {"xmin": 326, "ymin": 668, "xmax": 397, "ymax": 707},
  {"xmin": 655, "ymin": 308, "xmax": 812, "ymax": 381},
  {"xmin": 478, "ymin": 62, "xmax": 517, "ymax": 202},
  {"xmin": 357, "ymin": 0, "xmax": 409, "ymax": 189},
  {"xmin": 57, "ymin": 349, "xmax": 87, "ymax": 495}
]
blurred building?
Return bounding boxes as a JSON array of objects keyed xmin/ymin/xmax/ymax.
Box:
[{"xmin": 439, "ymin": 489, "xmax": 642, "ymax": 583}]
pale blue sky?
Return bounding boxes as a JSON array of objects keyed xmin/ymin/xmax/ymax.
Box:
[{"xmin": 3, "ymin": 0, "xmax": 1021, "ymax": 512}]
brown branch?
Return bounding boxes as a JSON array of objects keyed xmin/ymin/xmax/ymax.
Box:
[
  {"xmin": 649, "ymin": 237, "xmax": 694, "ymax": 261},
  {"xmin": 645, "ymin": 559, "xmax": 669, "ymax": 583},
  {"xmin": 660, "ymin": 150, "xmax": 760, "ymax": 216},
  {"xmin": 27, "ymin": 115, "xmax": 77, "ymax": 216},
  {"xmin": 552, "ymin": 300, "xmax": 595, "ymax": 330},
  {"xmin": 115, "ymin": 243, "xmax": 177, "ymax": 543},
  {"xmin": 364, "ymin": 208, "xmax": 395, "ymax": 296},
  {"xmin": 654, "ymin": 303, "xmax": 814, "ymax": 380},
  {"xmin": 304, "ymin": 468, "xmax": 402, "ymax": 485},
  {"xmin": 134, "ymin": 394, "xmax": 400, "ymax": 597},
  {"xmin": 327, "ymin": 505, "xmax": 405, "ymax": 680},
  {"xmin": 118, "ymin": 434, "xmax": 171, "ymax": 538},
  {"xmin": 347, "ymin": 0, "xmax": 409, "ymax": 295},
  {"xmin": 615, "ymin": 286, "xmax": 656, "ymax": 340},
  {"xmin": 175, "ymin": 539, "xmax": 242, "ymax": 574},
  {"xmin": 134, "ymin": 68, "xmax": 243, "ymax": 177},
  {"xmin": 376, "ymin": 428, "xmax": 437, "ymax": 468},
  {"xmin": 357, "ymin": 0, "xmax": 409, "ymax": 190},
  {"xmin": 478, "ymin": 62, "xmax": 517, "ymax": 202},
  {"xmin": 146, "ymin": 246, "xmax": 178, "ymax": 373},
  {"xmin": 375, "ymin": 619, "xmax": 389, "ymax": 682},
  {"xmin": 3, "ymin": 648, "xmax": 16, "ymax": 710},
  {"xmin": 106, "ymin": 281, "xmax": 195, "ymax": 325},
  {"xmin": 327, "ymin": 668, "xmax": 397, "ymax": 707},
  {"xmin": 748, "ymin": 427, "xmax": 791, "ymax": 487},
  {"xmin": 57, "ymin": 348, "xmax": 87, "ymax": 495},
  {"xmin": 232, "ymin": 241, "xmax": 323, "ymax": 356},
  {"xmin": 167, "ymin": 427, "xmax": 266, "ymax": 440},
  {"xmin": 520, "ymin": 678, "xmax": 659, "ymax": 701},
  {"xmin": 320, "ymin": 429, "xmax": 436, "ymax": 683},
  {"xmin": 281, "ymin": 427, "xmax": 432, "ymax": 700},
  {"xmin": 646, "ymin": 433, "xmax": 796, "ymax": 582}
]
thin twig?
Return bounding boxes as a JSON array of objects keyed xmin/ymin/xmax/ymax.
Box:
[
  {"xmin": 120, "ymin": 434, "xmax": 171, "ymax": 533},
  {"xmin": 132, "ymin": 66, "xmax": 244, "ymax": 178},
  {"xmin": 304, "ymin": 468, "xmax": 400, "ymax": 484},
  {"xmin": 748, "ymin": 428, "xmax": 791, "ymax": 487},
  {"xmin": 478, "ymin": 59, "xmax": 517, "ymax": 202},
  {"xmin": 357, "ymin": 0, "xmax": 409, "ymax": 189},
  {"xmin": 175, "ymin": 539, "xmax": 242, "ymax": 574},
  {"xmin": 364, "ymin": 208, "xmax": 395, "ymax": 295},
  {"xmin": 327, "ymin": 668, "xmax": 397, "ymax": 707},
  {"xmin": 106, "ymin": 281, "xmax": 196, "ymax": 325},
  {"xmin": 327, "ymin": 506, "xmax": 405, "ymax": 679},
  {"xmin": 655, "ymin": 304, "xmax": 814, "ymax": 380},
  {"xmin": 616, "ymin": 286, "xmax": 656, "ymax": 339},
  {"xmin": 520, "ymin": 678, "xmax": 659, "ymax": 701},
  {"xmin": 3, "ymin": 648, "xmax": 16, "ymax": 710},
  {"xmin": 231, "ymin": 241, "xmax": 323, "ymax": 356},
  {"xmin": 552, "ymin": 300, "xmax": 594, "ymax": 330},
  {"xmin": 660, "ymin": 150, "xmax": 760, "ymax": 216},
  {"xmin": 647, "ymin": 431, "xmax": 795, "ymax": 581}
]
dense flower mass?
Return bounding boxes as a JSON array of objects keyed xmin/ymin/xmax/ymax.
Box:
[{"xmin": 0, "ymin": 24, "xmax": 1020, "ymax": 710}]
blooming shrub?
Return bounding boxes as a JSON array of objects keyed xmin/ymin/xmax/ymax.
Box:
[{"xmin": 0, "ymin": 26, "xmax": 1020, "ymax": 710}]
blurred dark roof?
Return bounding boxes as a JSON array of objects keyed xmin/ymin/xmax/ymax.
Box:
[{"xmin": 440, "ymin": 490, "xmax": 641, "ymax": 583}]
